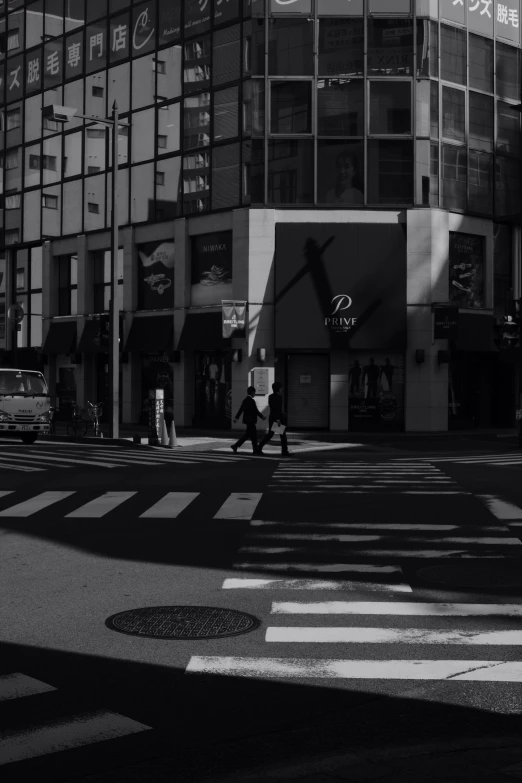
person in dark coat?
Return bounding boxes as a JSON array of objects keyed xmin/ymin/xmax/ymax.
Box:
[
  {"xmin": 256, "ymin": 381, "xmax": 290, "ymax": 456},
  {"xmin": 231, "ymin": 386, "xmax": 266, "ymax": 454}
]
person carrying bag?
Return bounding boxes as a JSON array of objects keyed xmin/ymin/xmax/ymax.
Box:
[{"xmin": 256, "ymin": 381, "xmax": 290, "ymax": 456}]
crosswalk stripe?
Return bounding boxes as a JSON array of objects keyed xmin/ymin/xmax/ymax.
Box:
[
  {"xmin": 222, "ymin": 578, "xmax": 412, "ymax": 593},
  {"xmin": 271, "ymin": 601, "xmax": 522, "ymax": 616},
  {"xmin": 66, "ymin": 492, "xmax": 137, "ymax": 518},
  {"xmin": 0, "ymin": 709, "xmax": 151, "ymax": 765},
  {"xmin": 0, "ymin": 453, "xmax": 74, "ymax": 468},
  {"xmin": 0, "ymin": 491, "xmax": 14, "ymax": 498},
  {"xmin": 265, "ymin": 628, "xmax": 522, "ymax": 644},
  {"xmin": 268, "ymin": 490, "xmax": 471, "ymax": 495},
  {"xmin": 0, "ymin": 673, "xmax": 56, "ymax": 702},
  {"xmin": 185, "ymin": 657, "xmax": 522, "ymax": 682},
  {"xmin": 0, "ymin": 491, "xmax": 75, "ymax": 517},
  {"xmin": 139, "ymin": 491, "xmax": 199, "ymax": 518},
  {"xmin": 213, "ymin": 493, "xmax": 262, "ymax": 520},
  {"xmin": 12, "ymin": 451, "xmax": 120, "ymax": 468},
  {"xmin": 79, "ymin": 452, "xmax": 169, "ymax": 466},
  {"xmin": 233, "ymin": 563, "xmax": 404, "ymax": 575},
  {"xmin": 249, "ymin": 520, "xmax": 504, "ymax": 532},
  {"xmin": 240, "ymin": 546, "xmax": 504, "ymax": 557},
  {"xmin": 0, "ymin": 461, "xmax": 44, "ymax": 472},
  {"xmin": 478, "ymin": 494, "xmax": 522, "ymax": 521},
  {"xmin": 246, "ymin": 533, "xmax": 521, "ymax": 545}
]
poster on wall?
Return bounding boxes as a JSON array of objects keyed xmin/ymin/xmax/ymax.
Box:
[
  {"xmin": 137, "ymin": 241, "xmax": 175, "ymax": 311},
  {"xmin": 191, "ymin": 231, "xmax": 233, "ymax": 307},
  {"xmin": 348, "ymin": 353, "xmax": 405, "ymax": 431},
  {"xmin": 449, "ymin": 232, "xmax": 484, "ymax": 309},
  {"xmin": 318, "ymin": 142, "xmax": 364, "ymax": 204}
]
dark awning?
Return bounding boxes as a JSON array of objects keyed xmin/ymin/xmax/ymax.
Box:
[
  {"xmin": 42, "ymin": 320, "xmax": 77, "ymax": 355},
  {"xmin": 454, "ymin": 313, "xmax": 498, "ymax": 353},
  {"xmin": 78, "ymin": 319, "xmax": 108, "ymax": 354},
  {"xmin": 125, "ymin": 315, "xmax": 173, "ymax": 352},
  {"xmin": 177, "ymin": 311, "xmax": 231, "ymax": 351}
]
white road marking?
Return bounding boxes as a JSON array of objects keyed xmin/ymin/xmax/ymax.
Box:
[
  {"xmin": 0, "ymin": 453, "xmax": 73, "ymax": 468},
  {"xmin": 0, "ymin": 491, "xmax": 75, "ymax": 517},
  {"xmin": 268, "ymin": 488, "xmax": 470, "ymax": 495},
  {"xmin": 239, "ymin": 546, "xmax": 498, "ymax": 557},
  {"xmin": 139, "ymin": 492, "xmax": 199, "ymax": 518},
  {"xmin": 79, "ymin": 451, "xmax": 168, "ymax": 466},
  {"xmin": 66, "ymin": 492, "xmax": 137, "ymax": 518},
  {"xmin": 0, "ymin": 673, "xmax": 56, "ymax": 702},
  {"xmin": 478, "ymin": 494, "xmax": 522, "ymax": 521},
  {"xmin": 271, "ymin": 601, "xmax": 522, "ymax": 616},
  {"xmin": 0, "ymin": 491, "xmax": 14, "ymax": 499},
  {"xmin": 0, "ymin": 461, "xmax": 44, "ymax": 472},
  {"xmin": 222, "ymin": 578, "xmax": 412, "ymax": 593},
  {"xmin": 246, "ymin": 533, "xmax": 521, "ymax": 545},
  {"xmin": 185, "ymin": 657, "xmax": 522, "ymax": 681},
  {"xmin": 265, "ymin": 628, "xmax": 522, "ymax": 645},
  {"xmin": 233, "ymin": 563, "xmax": 404, "ymax": 575},
  {"xmin": 9, "ymin": 450, "xmax": 120, "ymax": 468},
  {"xmin": 249, "ymin": 520, "xmax": 503, "ymax": 532},
  {"xmin": 0, "ymin": 710, "xmax": 151, "ymax": 765},
  {"xmin": 213, "ymin": 493, "xmax": 263, "ymax": 520}
]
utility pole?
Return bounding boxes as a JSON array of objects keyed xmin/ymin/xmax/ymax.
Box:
[{"xmin": 109, "ymin": 100, "xmax": 120, "ymax": 440}]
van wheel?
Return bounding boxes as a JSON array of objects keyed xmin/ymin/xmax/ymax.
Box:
[{"xmin": 20, "ymin": 433, "xmax": 38, "ymax": 445}]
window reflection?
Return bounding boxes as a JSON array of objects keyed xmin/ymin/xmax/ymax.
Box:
[
  {"xmin": 108, "ymin": 63, "xmax": 130, "ymax": 114},
  {"xmin": 318, "ymin": 18, "xmax": 363, "ymax": 77},
  {"xmin": 267, "ymin": 139, "xmax": 313, "ymax": 204},
  {"xmin": 496, "ymin": 155, "xmax": 520, "ymax": 218},
  {"xmin": 85, "ymin": 72, "xmax": 107, "ymax": 118},
  {"xmin": 496, "ymin": 43, "xmax": 520, "ymax": 101},
  {"xmin": 183, "ymin": 151, "xmax": 210, "ymax": 213},
  {"xmin": 440, "ymin": 24, "xmax": 466, "ymax": 86},
  {"xmin": 497, "ymin": 101, "xmax": 521, "ymax": 157},
  {"xmin": 469, "ymin": 92, "xmax": 493, "ymax": 152},
  {"xmin": 212, "ymin": 143, "xmax": 240, "ymax": 209},
  {"xmin": 368, "ymin": 18, "xmax": 413, "ymax": 75},
  {"xmin": 131, "ymin": 107, "xmax": 154, "ymax": 162},
  {"xmin": 63, "ymin": 178, "xmax": 83, "ymax": 234},
  {"xmin": 318, "ymin": 141, "xmax": 364, "ymax": 205},
  {"xmin": 131, "ymin": 162, "xmax": 154, "ymax": 223},
  {"xmin": 43, "ymin": 135, "xmax": 62, "ymax": 183},
  {"xmin": 213, "ymin": 24, "xmax": 240, "ymax": 85},
  {"xmin": 268, "ymin": 18, "xmax": 314, "ymax": 76},
  {"xmin": 184, "ymin": 36, "xmax": 210, "ymax": 93},
  {"xmin": 45, "ymin": 0, "xmax": 64, "ymax": 37},
  {"xmin": 157, "ymin": 102, "xmax": 180, "ymax": 155},
  {"xmin": 25, "ymin": 143, "xmax": 41, "ymax": 187},
  {"xmin": 469, "ymin": 151, "xmax": 493, "ymax": 215},
  {"xmin": 469, "ymin": 34, "xmax": 493, "ymax": 93},
  {"xmin": 318, "ymin": 79, "xmax": 363, "ymax": 136},
  {"xmin": 63, "ymin": 79, "xmax": 85, "ymax": 130},
  {"xmin": 416, "ymin": 19, "xmax": 438, "ymax": 78},
  {"xmin": 65, "ymin": 0, "xmax": 85, "ymax": 32},
  {"xmin": 270, "ymin": 81, "xmax": 311, "ymax": 134},
  {"xmin": 367, "ymin": 139, "xmax": 413, "ymax": 205},
  {"xmin": 157, "ymin": 45, "xmax": 182, "ymax": 101},
  {"xmin": 85, "ymin": 123, "xmax": 107, "ymax": 173},
  {"xmin": 214, "ymin": 86, "xmax": 238, "ymax": 141},
  {"xmin": 132, "ymin": 53, "xmax": 155, "ymax": 110},
  {"xmin": 155, "ymin": 155, "xmax": 181, "ymax": 220},
  {"xmin": 183, "ymin": 92, "xmax": 210, "ymax": 149},
  {"xmin": 442, "ymin": 86, "xmax": 465, "ymax": 143},
  {"xmin": 84, "ymin": 173, "xmax": 105, "ymax": 231},
  {"xmin": 442, "ymin": 144, "xmax": 466, "ymax": 211},
  {"xmin": 41, "ymin": 184, "xmax": 61, "ymax": 236}
]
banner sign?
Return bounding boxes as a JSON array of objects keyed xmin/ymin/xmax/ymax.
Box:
[
  {"xmin": 434, "ymin": 305, "xmax": 459, "ymax": 339},
  {"xmin": 449, "ymin": 232, "xmax": 485, "ymax": 310},
  {"xmin": 222, "ymin": 300, "xmax": 246, "ymax": 338},
  {"xmin": 138, "ymin": 241, "xmax": 175, "ymax": 311}
]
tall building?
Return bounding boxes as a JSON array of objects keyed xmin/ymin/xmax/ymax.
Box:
[{"xmin": 0, "ymin": 0, "xmax": 520, "ymax": 433}]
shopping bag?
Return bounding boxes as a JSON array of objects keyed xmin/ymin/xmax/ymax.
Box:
[{"xmin": 271, "ymin": 422, "xmax": 286, "ymax": 435}]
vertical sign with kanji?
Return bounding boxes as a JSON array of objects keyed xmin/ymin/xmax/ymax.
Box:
[
  {"xmin": 6, "ymin": 54, "xmax": 23, "ymax": 103},
  {"xmin": 44, "ymin": 40, "xmax": 63, "ymax": 89},
  {"xmin": 26, "ymin": 49, "xmax": 42, "ymax": 94},
  {"xmin": 86, "ymin": 21, "xmax": 107, "ymax": 74},
  {"xmin": 495, "ymin": 0, "xmax": 521, "ymax": 43},
  {"xmin": 110, "ymin": 12, "xmax": 130, "ymax": 63},
  {"xmin": 65, "ymin": 31, "xmax": 83, "ymax": 79}
]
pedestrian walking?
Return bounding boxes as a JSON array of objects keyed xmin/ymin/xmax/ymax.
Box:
[
  {"xmin": 231, "ymin": 386, "xmax": 266, "ymax": 454},
  {"xmin": 256, "ymin": 381, "xmax": 290, "ymax": 456}
]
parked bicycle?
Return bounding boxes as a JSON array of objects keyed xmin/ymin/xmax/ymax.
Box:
[{"xmin": 87, "ymin": 400, "xmax": 103, "ymax": 437}]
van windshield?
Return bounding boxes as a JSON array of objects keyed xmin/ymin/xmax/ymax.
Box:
[{"xmin": 0, "ymin": 371, "xmax": 49, "ymax": 396}]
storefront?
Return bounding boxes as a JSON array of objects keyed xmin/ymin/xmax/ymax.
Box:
[
  {"xmin": 275, "ymin": 221, "xmax": 407, "ymax": 431},
  {"xmin": 124, "ymin": 314, "xmax": 174, "ymax": 424}
]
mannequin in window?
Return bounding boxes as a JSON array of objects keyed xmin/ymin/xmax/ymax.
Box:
[{"xmin": 325, "ymin": 151, "xmax": 364, "ymax": 205}]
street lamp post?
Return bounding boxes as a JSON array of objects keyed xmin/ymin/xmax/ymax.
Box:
[{"xmin": 42, "ymin": 102, "xmax": 129, "ymax": 439}]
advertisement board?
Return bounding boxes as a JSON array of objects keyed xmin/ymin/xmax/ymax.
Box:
[
  {"xmin": 449, "ymin": 232, "xmax": 484, "ymax": 310},
  {"xmin": 191, "ymin": 231, "xmax": 233, "ymax": 306}
]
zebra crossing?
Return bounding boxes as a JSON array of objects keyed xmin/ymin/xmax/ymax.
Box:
[
  {"xmin": 268, "ymin": 460, "xmax": 471, "ymax": 494},
  {"xmin": 0, "ymin": 671, "xmax": 150, "ymax": 769},
  {"xmin": 0, "ymin": 489, "xmax": 263, "ymax": 519},
  {"xmin": 392, "ymin": 451, "xmax": 522, "ymax": 467},
  {"xmin": 0, "ymin": 442, "xmax": 263, "ymax": 472},
  {"xmin": 184, "ymin": 499, "xmax": 522, "ymax": 689}
]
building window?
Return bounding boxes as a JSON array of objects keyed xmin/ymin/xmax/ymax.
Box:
[
  {"xmin": 440, "ymin": 24, "xmax": 466, "ymax": 86},
  {"xmin": 6, "ymin": 108, "xmax": 21, "ymax": 130},
  {"xmin": 469, "ymin": 92, "xmax": 493, "ymax": 152},
  {"xmin": 5, "ymin": 193, "xmax": 21, "ymax": 210},
  {"xmin": 58, "ymin": 254, "xmax": 78, "ymax": 317},
  {"xmin": 367, "ymin": 139, "xmax": 413, "ymax": 205},
  {"xmin": 86, "ymin": 128, "xmax": 106, "ymax": 138},
  {"xmin": 497, "ymin": 101, "xmax": 521, "ymax": 157},
  {"xmin": 267, "ymin": 140, "xmax": 313, "ymax": 204},
  {"xmin": 29, "ymin": 155, "xmax": 41, "ymax": 170},
  {"xmin": 369, "ymin": 82, "xmax": 411, "ymax": 135},
  {"xmin": 469, "ymin": 34, "xmax": 493, "ymax": 93},
  {"xmin": 92, "ymin": 86, "xmax": 104, "ymax": 97},
  {"xmin": 155, "ymin": 170, "xmax": 165, "ymax": 185},
  {"xmin": 270, "ymin": 81, "xmax": 312, "ymax": 134},
  {"xmin": 368, "ymin": 17, "xmax": 414, "ymax": 76},
  {"xmin": 42, "ymin": 155, "xmax": 57, "ymax": 171},
  {"xmin": 268, "ymin": 18, "xmax": 314, "ymax": 77},
  {"xmin": 154, "ymin": 59, "xmax": 167, "ymax": 74},
  {"xmin": 88, "ymin": 202, "xmax": 100, "ymax": 213},
  {"xmin": 469, "ymin": 151, "xmax": 493, "ymax": 215},
  {"xmin": 43, "ymin": 117, "xmax": 60, "ymax": 132},
  {"xmin": 317, "ymin": 79, "xmax": 364, "ymax": 136},
  {"xmin": 157, "ymin": 134, "xmax": 168, "ymax": 149},
  {"xmin": 42, "ymin": 194, "xmax": 58, "ymax": 209},
  {"xmin": 442, "ymin": 144, "xmax": 467, "ymax": 211},
  {"xmin": 442, "ymin": 86, "xmax": 465, "ymax": 143},
  {"xmin": 496, "ymin": 42, "xmax": 520, "ymax": 101},
  {"xmin": 318, "ymin": 18, "xmax": 364, "ymax": 78},
  {"xmin": 7, "ymin": 29, "xmax": 20, "ymax": 51},
  {"xmin": 5, "ymin": 230, "xmax": 20, "ymax": 246}
]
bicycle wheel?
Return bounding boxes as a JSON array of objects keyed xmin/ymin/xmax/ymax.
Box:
[{"xmin": 75, "ymin": 416, "xmax": 88, "ymax": 437}]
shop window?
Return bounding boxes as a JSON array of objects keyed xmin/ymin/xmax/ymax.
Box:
[
  {"xmin": 367, "ymin": 139, "xmax": 413, "ymax": 204},
  {"xmin": 267, "ymin": 139, "xmax": 313, "ymax": 204},
  {"xmin": 214, "ymin": 86, "xmax": 238, "ymax": 142},
  {"xmin": 496, "ymin": 42, "xmax": 520, "ymax": 101},
  {"xmin": 212, "ymin": 143, "xmax": 240, "ymax": 209},
  {"xmin": 440, "ymin": 24, "xmax": 466, "ymax": 86},
  {"xmin": 416, "ymin": 19, "xmax": 438, "ymax": 78},
  {"xmin": 497, "ymin": 101, "xmax": 521, "ymax": 157},
  {"xmin": 317, "ymin": 140, "xmax": 364, "ymax": 205},
  {"xmin": 441, "ymin": 144, "xmax": 466, "ymax": 211},
  {"xmin": 213, "ymin": 23, "xmax": 240, "ymax": 85},
  {"xmin": 318, "ymin": 79, "xmax": 364, "ymax": 136},
  {"xmin": 368, "ymin": 17, "xmax": 413, "ymax": 76},
  {"xmin": 468, "ymin": 151, "xmax": 493, "ymax": 215},
  {"xmin": 318, "ymin": 18, "xmax": 363, "ymax": 78},
  {"xmin": 442, "ymin": 86, "xmax": 465, "ymax": 143},
  {"xmin": 268, "ymin": 18, "xmax": 314, "ymax": 77},
  {"xmin": 469, "ymin": 34, "xmax": 493, "ymax": 93},
  {"xmin": 270, "ymin": 81, "xmax": 312, "ymax": 134},
  {"xmin": 369, "ymin": 82, "xmax": 411, "ymax": 135},
  {"xmin": 469, "ymin": 92, "xmax": 493, "ymax": 151}
]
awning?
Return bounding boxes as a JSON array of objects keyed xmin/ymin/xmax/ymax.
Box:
[
  {"xmin": 454, "ymin": 313, "xmax": 498, "ymax": 353},
  {"xmin": 77, "ymin": 319, "xmax": 108, "ymax": 354},
  {"xmin": 177, "ymin": 311, "xmax": 231, "ymax": 351},
  {"xmin": 125, "ymin": 315, "xmax": 173, "ymax": 352},
  {"xmin": 42, "ymin": 320, "xmax": 77, "ymax": 355}
]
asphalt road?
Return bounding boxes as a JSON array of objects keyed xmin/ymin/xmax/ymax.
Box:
[{"xmin": 2, "ymin": 437, "xmax": 522, "ymax": 782}]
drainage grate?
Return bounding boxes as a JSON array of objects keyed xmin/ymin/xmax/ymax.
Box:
[
  {"xmin": 106, "ymin": 606, "xmax": 261, "ymax": 640},
  {"xmin": 416, "ymin": 565, "xmax": 522, "ymax": 589}
]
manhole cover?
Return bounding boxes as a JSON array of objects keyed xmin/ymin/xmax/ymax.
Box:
[
  {"xmin": 106, "ymin": 606, "xmax": 260, "ymax": 640},
  {"xmin": 416, "ymin": 565, "xmax": 522, "ymax": 588}
]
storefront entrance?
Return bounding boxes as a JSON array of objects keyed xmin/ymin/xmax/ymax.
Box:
[
  {"xmin": 140, "ymin": 353, "xmax": 173, "ymax": 425},
  {"xmin": 194, "ymin": 351, "xmax": 232, "ymax": 429},
  {"xmin": 287, "ymin": 354, "xmax": 329, "ymax": 429},
  {"xmin": 348, "ymin": 352, "xmax": 405, "ymax": 432}
]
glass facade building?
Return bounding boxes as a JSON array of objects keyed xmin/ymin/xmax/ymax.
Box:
[{"xmin": 0, "ymin": 0, "xmax": 520, "ymax": 432}]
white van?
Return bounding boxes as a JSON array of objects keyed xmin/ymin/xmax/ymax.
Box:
[{"xmin": 0, "ymin": 368, "xmax": 51, "ymax": 443}]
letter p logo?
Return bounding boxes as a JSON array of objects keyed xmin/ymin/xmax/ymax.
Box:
[{"xmin": 331, "ymin": 294, "xmax": 352, "ymax": 315}]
